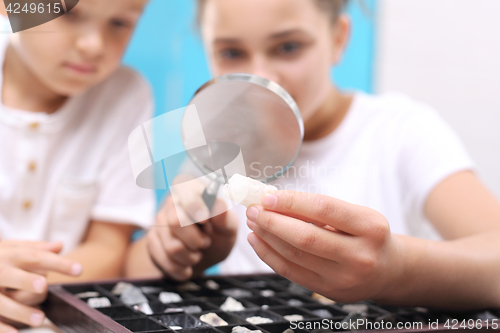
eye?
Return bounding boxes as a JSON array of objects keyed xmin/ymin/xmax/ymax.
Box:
[
  {"xmin": 219, "ymin": 48, "xmax": 246, "ymax": 60},
  {"xmin": 277, "ymin": 42, "xmax": 302, "ymax": 55},
  {"xmin": 110, "ymin": 19, "xmax": 132, "ymax": 29}
]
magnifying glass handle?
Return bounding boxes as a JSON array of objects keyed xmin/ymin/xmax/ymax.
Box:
[{"xmin": 202, "ymin": 180, "xmax": 221, "ymax": 211}]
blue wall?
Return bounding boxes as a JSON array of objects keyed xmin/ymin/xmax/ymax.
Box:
[{"xmin": 123, "ymin": 0, "xmax": 376, "ymax": 204}]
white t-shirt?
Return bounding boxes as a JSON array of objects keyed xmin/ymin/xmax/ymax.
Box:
[
  {"xmin": 219, "ymin": 92, "xmax": 475, "ymax": 274},
  {"xmin": 0, "ymin": 34, "xmax": 155, "ymax": 254}
]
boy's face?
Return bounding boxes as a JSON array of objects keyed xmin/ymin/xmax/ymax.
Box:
[
  {"xmin": 10, "ymin": 0, "xmax": 147, "ymax": 95},
  {"xmin": 201, "ymin": 0, "xmax": 349, "ymax": 123}
]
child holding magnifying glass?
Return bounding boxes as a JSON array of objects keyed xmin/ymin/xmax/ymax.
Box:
[{"xmin": 127, "ymin": 0, "xmax": 500, "ymax": 309}]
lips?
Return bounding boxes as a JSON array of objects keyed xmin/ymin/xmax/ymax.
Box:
[{"xmin": 64, "ymin": 62, "xmax": 97, "ymax": 74}]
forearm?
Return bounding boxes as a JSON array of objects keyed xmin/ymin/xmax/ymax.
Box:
[
  {"xmin": 124, "ymin": 236, "xmax": 163, "ymax": 279},
  {"xmin": 47, "ymin": 221, "xmax": 136, "ymax": 284},
  {"xmin": 375, "ymin": 230, "xmax": 500, "ymax": 310}
]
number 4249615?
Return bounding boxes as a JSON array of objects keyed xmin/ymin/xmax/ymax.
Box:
[
  {"xmin": 6, "ymin": 2, "xmax": 62, "ymax": 14},
  {"xmin": 444, "ymin": 318, "xmax": 498, "ymax": 329}
]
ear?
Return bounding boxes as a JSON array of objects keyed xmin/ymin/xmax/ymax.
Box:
[{"xmin": 330, "ymin": 14, "xmax": 351, "ymax": 65}]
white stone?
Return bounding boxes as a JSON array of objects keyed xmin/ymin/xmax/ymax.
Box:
[
  {"xmin": 220, "ymin": 297, "xmax": 245, "ymax": 311},
  {"xmin": 111, "ymin": 282, "xmax": 132, "ymax": 295},
  {"xmin": 140, "ymin": 286, "xmax": 163, "ymax": 294},
  {"xmin": 87, "ymin": 297, "xmax": 111, "ymax": 308},
  {"xmin": 177, "ymin": 281, "xmax": 200, "ymax": 291},
  {"xmin": 231, "ymin": 326, "xmax": 263, "ymax": 333},
  {"xmin": 341, "ymin": 304, "xmax": 369, "ymax": 315},
  {"xmin": 120, "ymin": 285, "xmax": 148, "ymax": 305},
  {"xmin": 221, "ymin": 288, "xmax": 252, "ymax": 298},
  {"xmin": 159, "ymin": 291, "xmax": 182, "ymax": 304},
  {"xmin": 200, "ymin": 313, "xmax": 228, "ymax": 326},
  {"xmin": 223, "ymin": 174, "xmax": 277, "ymax": 207},
  {"xmin": 284, "ymin": 314, "xmax": 304, "ymax": 321},
  {"xmin": 246, "ymin": 316, "xmax": 273, "ymax": 324},
  {"xmin": 134, "ymin": 302, "xmax": 153, "ymax": 315},
  {"xmin": 205, "ymin": 280, "xmax": 220, "ymax": 290},
  {"xmin": 75, "ymin": 291, "xmax": 100, "ymax": 298},
  {"xmin": 259, "ymin": 289, "xmax": 275, "ymax": 297}
]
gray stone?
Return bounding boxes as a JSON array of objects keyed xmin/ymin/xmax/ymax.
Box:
[{"xmin": 120, "ymin": 285, "xmax": 148, "ymax": 305}]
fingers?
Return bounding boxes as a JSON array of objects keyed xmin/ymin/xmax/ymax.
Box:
[
  {"xmin": 161, "ymin": 228, "xmax": 203, "ymax": 267},
  {"xmin": 1, "ymin": 241, "xmax": 63, "ymax": 254},
  {"xmin": 3, "ymin": 289, "xmax": 47, "ymax": 307},
  {"xmin": 0, "ymin": 321, "xmax": 18, "ymax": 333},
  {"xmin": 0, "ymin": 293, "xmax": 45, "ymax": 327},
  {"xmin": 0, "ymin": 267, "xmax": 47, "ymax": 294},
  {"xmin": 247, "ymin": 232, "xmax": 326, "ymax": 291},
  {"xmin": 171, "ymin": 175, "xmax": 210, "ymax": 223},
  {"xmin": 261, "ymin": 191, "xmax": 377, "ymax": 235},
  {"xmin": 247, "ymin": 205, "xmax": 353, "ymax": 262},
  {"xmin": 247, "ymin": 219, "xmax": 338, "ymax": 276},
  {"xmin": 165, "ymin": 198, "xmax": 211, "ymax": 251},
  {"xmin": 150, "ymin": 196, "xmax": 211, "ymax": 280},
  {"xmin": 147, "ymin": 228, "xmax": 192, "ymax": 281},
  {"xmin": 9, "ymin": 248, "xmax": 82, "ymax": 277}
]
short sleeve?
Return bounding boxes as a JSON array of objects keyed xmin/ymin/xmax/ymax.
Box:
[
  {"xmin": 397, "ymin": 103, "xmax": 475, "ymax": 217},
  {"xmin": 90, "ymin": 69, "xmax": 156, "ymax": 229}
]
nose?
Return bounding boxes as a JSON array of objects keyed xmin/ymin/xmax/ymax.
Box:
[
  {"xmin": 250, "ymin": 55, "xmax": 280, "ymax": 84},
  {"xmin": 76, "ymin": 27, "xmax": 105, "ymax": 59}
]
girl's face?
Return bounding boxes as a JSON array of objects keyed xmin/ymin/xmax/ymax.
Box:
[
  {"xmin": 201, "ymin": 0, "xmax": 349, "ymax": 122},
  {"xmin": 9, "ymin": 0, "xmax": 146, "ymax": 96}
]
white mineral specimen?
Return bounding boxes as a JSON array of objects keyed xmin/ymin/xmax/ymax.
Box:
[
  {"xmin": 312, "ymin": 293, "xmax": 335, "ymax": 305},
  {"xmin": 134, "ymin": 302, "xmax": 153, "ymax": 315},
  {"xmin": 205, "ymin": 280, "xmax": 220, "ymax": 290},
  {"xmin": 199, "ymin": 312, "xmax": 228, "ymax": 326},
  {"xmin": 87, "ymin": 297, "xmax": 111, "ymax": 308},
  {"xmin": 140, "ymin": 286, "xmax": 163, "ymax": 294},
  {"xmin": 159, "ymin": 291, "xmax": 183, "ymax": 304},
  {"xmin": 246, "ymin": 316, "xmax": 273, "ymax": 324},
  {"xmin": 284, "ymin": 314, "xmax": 304, "ymax": 321},
  {"xmin": 177, "ymin": 281, "xmax": 201, "ymax": 291},
  {"xmin": 111, "ymin": 282, "xmax": 132, "ymax": 295},
  {"xmin": 75, "ymin": 291, "xmax": 100, "ymax": 298},
  {"xmin": 221, "ymin": 288, "xmax": 253, "ymax": 298},
  {"xmin": 220, "ymin": 297, "xmax": 245, "ymax": 312},
  {"xmin": 287, "ymin": 299, "xmax": 303, "ymax": 307},
  {"xmin": 341, "ymin": 303, "xmax": 368, "ymax": 315},
  {"xmin": 231, "ymin": 326, "xmax": 263, "ymax": 333},
  {"xmin": 120, "ymin": 285, "xmax": 148, "ymax": 305},
  {"xmin": 312, "ymin": 309, "xmax": 333, "ymax": 318},
  {"xmin": 182, "ymin": 305, "xmax": 203, "ymax": 313},
  {"xmin": 223, "ymin": 174, "xmax": 277, "ymax": 207},
  {"xmin": 259, "ymin": 289, "xmax": 275, "ymax": 297}
]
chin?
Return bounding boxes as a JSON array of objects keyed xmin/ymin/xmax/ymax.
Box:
[{"xmin": 51, "ymin": 81, "xmax": 95, "ymax": 96}]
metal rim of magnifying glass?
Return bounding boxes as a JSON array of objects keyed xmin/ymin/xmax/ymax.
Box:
[{"xmin": 183, "ymin": 73, "xmax": 305, "ymax": 183}]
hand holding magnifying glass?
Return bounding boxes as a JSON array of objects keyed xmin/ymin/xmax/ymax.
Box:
[{"xmin": 147, "ymin": 73, "xmax": 303, "ymax": 280}]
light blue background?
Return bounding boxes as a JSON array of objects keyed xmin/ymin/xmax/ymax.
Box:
[{"xmin": 123, "ymin": 0, "xmax": 377, "ymax": 204}]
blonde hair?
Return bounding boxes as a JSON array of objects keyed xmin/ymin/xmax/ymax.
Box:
[{"xmin": 196, "ymin": 0, "xmax": 350, "ymax": 26}]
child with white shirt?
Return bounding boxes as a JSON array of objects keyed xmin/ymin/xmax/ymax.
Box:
[
  {"xmin": 129, "ymin": 0, "xmax": 500, "ymax": 310},
  {"xmin": 0, "ymin": 0, "xmax": 154, "ymax": 331}
]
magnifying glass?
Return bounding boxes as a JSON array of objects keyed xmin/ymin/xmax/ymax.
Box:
[{"xmin": 181, "ymin": 73, "xmax": 304, "ymax": 210}]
